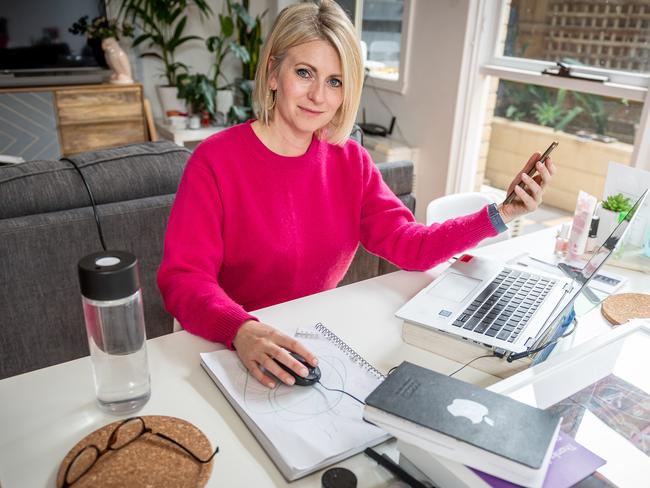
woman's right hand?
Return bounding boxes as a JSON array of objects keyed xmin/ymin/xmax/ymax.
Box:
[{"xmin": 232, "ymin": 320, "xmax": 319, "ymax": 388}]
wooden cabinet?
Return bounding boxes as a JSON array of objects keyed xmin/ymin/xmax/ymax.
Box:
[
  {"xmin": 0, "ymin": 84, "xmax": 147, "ymax": 159},
  {"xmin": 54, "ymin": 84, "xmax": 146, "ymax": 155}
]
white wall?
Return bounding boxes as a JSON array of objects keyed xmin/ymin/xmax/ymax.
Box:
[{"xmin": 360, "ymin": 0, "xmax": 471, "ymax": 222}]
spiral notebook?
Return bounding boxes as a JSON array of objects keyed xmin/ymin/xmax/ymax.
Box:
[{"xmin": 199, "ymin": 322, "xmax": 390, "ymax": 481}]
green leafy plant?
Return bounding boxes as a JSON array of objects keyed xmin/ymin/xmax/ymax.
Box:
[
  {"xmin": 69, "ymin": 15, "xmax": 134, "ymax": 40},
  {"xmin": 229, "ymin": 0, "xmax": 266, "ymax": 81},
  {"xmin": 225, "ymin": 0, "xmax": 267, "ymax": 123},
  {"xmin": 530, "ymin": 87, "xmax": 583, "ymax": 132},
  {"xmin": 118, "ymin": 0, "xmax": 212, "ymax": 86},
  {"xmin": 205, "ymin": 9, "xmax": 248, "ymax": 90},
  {"xmin": 602, "ymin": 193, "xmax": 633, "ymax": 213},
  {"xmin": 228, "ymin": 79, "xmax": 254, "ymax": 122},
  {"xmin": 177, "ymin": 72, "xmax": 216, "ymax": 116}
]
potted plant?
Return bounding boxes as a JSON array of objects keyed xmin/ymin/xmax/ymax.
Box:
[
  {"xmin": 69, "ymin": 16, "xmax": 134, "ymax": 84},
  {"xmin": 205, "ymin": 9, "xmax": 248, "ymax": 125},
  {"xmin": 228, "ymin": 0, "xmax": 267, "ymax": 123},
  {"xmin": 177, "ymin": 73, "xmax": 216, "ymax": 129},
  {"xmin": 596, "ymin": 193, "xmax": 633, "ymax": 245},
  {"xmin": 117, "ymin": 0, "xmax": 212, "ymax": 117}
]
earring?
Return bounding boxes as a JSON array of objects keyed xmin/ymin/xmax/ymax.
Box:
[
  {"xmin": 266, "ymin": 89, "xmax": 276, "ymax": 111},
  {"xmin": 264, "ymin": 89, "xmax": 276, "ymax": 125}
]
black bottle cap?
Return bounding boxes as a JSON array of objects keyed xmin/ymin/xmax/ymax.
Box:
[
  {"xmin": 78, "ymin": 250, "xmax": 140, "ymax": 301},
  {"xmin": 322, "ymin": 467, "xmax": 357, "ymax": 488}
]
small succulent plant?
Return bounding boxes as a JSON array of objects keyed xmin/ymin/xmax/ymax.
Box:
[{"xmin": 601, "ymin": 193, "xmax": 632, "ymax": 213}]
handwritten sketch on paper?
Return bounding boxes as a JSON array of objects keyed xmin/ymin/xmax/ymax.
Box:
[{"xmin": 200, "ymin": 332, "xmax": 387, "ymax": 473}]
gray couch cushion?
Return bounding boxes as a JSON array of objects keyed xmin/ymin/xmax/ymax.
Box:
[
  {"xmin": 0, "ymin": 141, "xmax": 190, "ymax": 219},
  {"xmin": 0, "ymin": 195, "xmax": 176, "ymax": 379},
  {"xmin": 0, "ymin": 141, "xmax": 190, "ymax": 379},
  {"xmin": 377, "ymin": 160, "xmax": 414, "ymax": 198}
]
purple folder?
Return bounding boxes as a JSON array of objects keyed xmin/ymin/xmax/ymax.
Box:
[{"xmin": 471, "ymin": 431, "xmax": 606, "ymax": 488}]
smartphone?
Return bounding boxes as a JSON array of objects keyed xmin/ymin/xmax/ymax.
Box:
[{"xmin": 503, "ymin": 141, "xmax": 558, "ymax": 205}]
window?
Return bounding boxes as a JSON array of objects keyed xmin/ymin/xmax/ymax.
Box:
[
  {"xmin": 336, "ymin": 0, "xmax": 413, "ymax": 93},
  {"xmin": 361, "ymin": 0, "xmax": 403, "ymax": 82},
  {"xmin": 449, "ymin": 0, "xmax": 650, "ymax": 213}
]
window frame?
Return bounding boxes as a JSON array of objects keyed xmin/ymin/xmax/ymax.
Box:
[
  {"xmin": 448, "ymin": 0, "xmax": 650, "ymax": 195},
  {"xmin": 357, "ymin": 0, "xmax": 414, "ymax": 94}
]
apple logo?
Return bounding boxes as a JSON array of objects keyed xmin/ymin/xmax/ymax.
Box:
[{"xmin": 446, "ymin": 398, "xmax": 495, "ymax": 426}]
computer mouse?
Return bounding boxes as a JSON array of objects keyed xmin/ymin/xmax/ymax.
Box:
[{"xmin": 274, "ymin": 352, "xmax": 321, "ymax": 386}]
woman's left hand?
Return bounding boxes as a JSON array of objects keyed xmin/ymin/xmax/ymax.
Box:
[{"xmin": 498, "ymin": 151, "xmax": 556, "ymax": 224}]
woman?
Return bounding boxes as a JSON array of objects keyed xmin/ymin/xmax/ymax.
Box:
[{"xmin": 158, "ymin": 0, "xmax": 555, "ymax": 388}]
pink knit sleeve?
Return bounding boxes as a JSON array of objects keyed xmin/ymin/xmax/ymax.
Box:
[
  {"xmin": 157, "ymin": 149, "xmax": 256, "ymax": 348},
  {"xmin": 358, "ymin": 151, "xmax": 499, "ymax": 271}
]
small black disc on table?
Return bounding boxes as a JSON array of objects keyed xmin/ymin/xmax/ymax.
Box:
[{"xmin": 321, "ymin": 467, "xmax": 357, "ymax": 488}]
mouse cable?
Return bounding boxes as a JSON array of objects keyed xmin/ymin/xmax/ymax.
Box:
[
  {"xmin": 316, "ymin": 380, "xmax": 366, "ymax": 406},
  {"xmin": 61, "ymin": 157, "xmax": 107, "ymax": 251}
]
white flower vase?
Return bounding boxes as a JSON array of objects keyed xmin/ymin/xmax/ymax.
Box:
[
  {"xmin": 215, "ymin": 89, "xmax": 234, "ymax": 125},
  {"xmin": 595, "ymin": 204, "xmax": 621, "ymax": 246},
  {"xmin": 188, "ymin": 114, "xmax": 201, "ymax": 130},
  {"xmin": 157, "ymin": 86, "xmax": 187, "ymax": 122}
]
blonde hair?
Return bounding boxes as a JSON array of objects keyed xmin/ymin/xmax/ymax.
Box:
[{"xmin": 253, "ymin": 0, "xmax": 363, "ymax": 145}]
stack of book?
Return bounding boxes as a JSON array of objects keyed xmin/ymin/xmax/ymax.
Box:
[{"xmin": 363, "ymin": 362, "xmax": 562, "ymax": 488}]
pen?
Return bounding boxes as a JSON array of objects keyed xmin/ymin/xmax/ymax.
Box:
[{"xmin": 363, "ymin": 447, "xmax": 433, "ymax": 488}]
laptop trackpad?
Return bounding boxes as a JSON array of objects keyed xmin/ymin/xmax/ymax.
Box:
[{"xmin": 426, "ymin": 273, "xmax": 482, "ymax": 303}]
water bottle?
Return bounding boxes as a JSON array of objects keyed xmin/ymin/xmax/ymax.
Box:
[{"xmin": 78, "ymin": 251, "xmax": 151, "ymax": 414}]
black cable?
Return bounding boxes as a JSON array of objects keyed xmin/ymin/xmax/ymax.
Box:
[
  {"xmin": 507, "ymin": 318, "xmax": 578, "ymax": 362},
  {"xmin": 317, "ymin": 380, "xmax": 366, "ymax": 405},
  {"xmin": 61, "ymin": 157, "xmax": 107, "ymax": 251},
  {"xmin": 448, "ymin": 354, "xmax": 496, "ymax": 378}
]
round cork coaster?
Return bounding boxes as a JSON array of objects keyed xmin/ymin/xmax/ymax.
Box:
[
  {"xmin": 601, "ymin": 293, "xmax": 650, "ymax": 325},
  {"xmin": 56, "ymin": 416, "xmax": 214, "ymax": 488}
]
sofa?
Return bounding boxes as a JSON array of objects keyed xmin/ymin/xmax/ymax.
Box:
[{"xmin": 0, "ymin": 140, "xmax": 415, "ymax": 379}]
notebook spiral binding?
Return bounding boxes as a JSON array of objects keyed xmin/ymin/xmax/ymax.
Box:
[{"xmin": 314, "ymin": 322, "xmax": 385, "ymax": 380}]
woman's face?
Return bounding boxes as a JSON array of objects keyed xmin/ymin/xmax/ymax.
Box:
[{"xmin": 269, "ymin": 39, "xmax": 344, "ymax": 138}]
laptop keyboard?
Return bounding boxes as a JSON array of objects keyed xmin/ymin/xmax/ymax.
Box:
[{"xmin": 451, "ymin": 269, "xmax": 556, "ymax": 343}]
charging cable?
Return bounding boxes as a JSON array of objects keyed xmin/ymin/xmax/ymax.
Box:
[
  {"xmin": 507, "ymin": 316, "xmax": 578, "ymax": 362},
  {"xmin": 61, "ymin": 157, "xmax": 107, "ymax": 251}
]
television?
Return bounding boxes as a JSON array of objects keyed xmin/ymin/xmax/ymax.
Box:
[{"xmin": 0, "ymin": 0, "xmax": 110, "ymax": 87}]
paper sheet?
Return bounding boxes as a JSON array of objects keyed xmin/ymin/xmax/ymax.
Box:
[{"xmin": 200, "ymin": 332, "xmax": 388, "ymax": 475}]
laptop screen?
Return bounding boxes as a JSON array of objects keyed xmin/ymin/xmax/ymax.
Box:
[{"xmin": 542, "ymin": 189, "xmax": 648, "ymax": 333}]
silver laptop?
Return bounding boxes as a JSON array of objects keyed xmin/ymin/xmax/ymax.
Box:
[{"xmin": 396, "ymin": 190, "xmax": 648, "ymax": 354}]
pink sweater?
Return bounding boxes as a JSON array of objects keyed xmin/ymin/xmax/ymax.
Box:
[{"xmin": 157, "ymin": 121, "xmax": 499, "ymax": 348}]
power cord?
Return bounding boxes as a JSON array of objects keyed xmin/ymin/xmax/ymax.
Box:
[
  {"xmin": 61, "ymin": 157, "xmax": 107, "ymax": 251},
  {"xmin": 317, "ymin": 380, "xmax": 366, "ymax": 405},
  {"xmin": 507, "ymin": 317, "xmax": 578, "ymax": 362},
  {"xmin": 447, "ymin": 317, "xmax": 579, "ymax": 376},
  {"xmin": 448, "ymin": 354, "xmax": 496, "ymax": 378}
]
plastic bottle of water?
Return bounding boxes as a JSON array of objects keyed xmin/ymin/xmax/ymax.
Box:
[{"xmin": 78, "ymin": 251, "xmax": 151, "ymax": 414}]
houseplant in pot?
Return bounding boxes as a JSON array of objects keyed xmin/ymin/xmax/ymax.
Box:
[
  {"xmin": 177, "ymin": 72, "xmax": 216, "ymax": 129},
  {"xmin": 205, "ymin": 9, "xmax": 247, "ymax": 125},
  {"xmin": 596, "ymin": 193, "xmax": 633, "ymax": 246},
  {"xmin": 117, "ymin": 0, "xmax": 212, "ymax": 118},
  {"xmin": 228, "ymin": 0, "xmax": 267, "ymax": 123}
]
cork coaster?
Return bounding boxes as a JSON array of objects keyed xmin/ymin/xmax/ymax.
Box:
[
  {"xmin": 56, "ymin": 416, "xmax": 214, "ymax": 488},
  {"xmin": 601, "ymin": 293, "xmax": 650, "ymax": 325}
]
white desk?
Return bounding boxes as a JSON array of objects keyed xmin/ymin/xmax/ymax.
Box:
[{"xmin": 1, "ymin": 228, "xmax": 647, "ymax": 487}]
